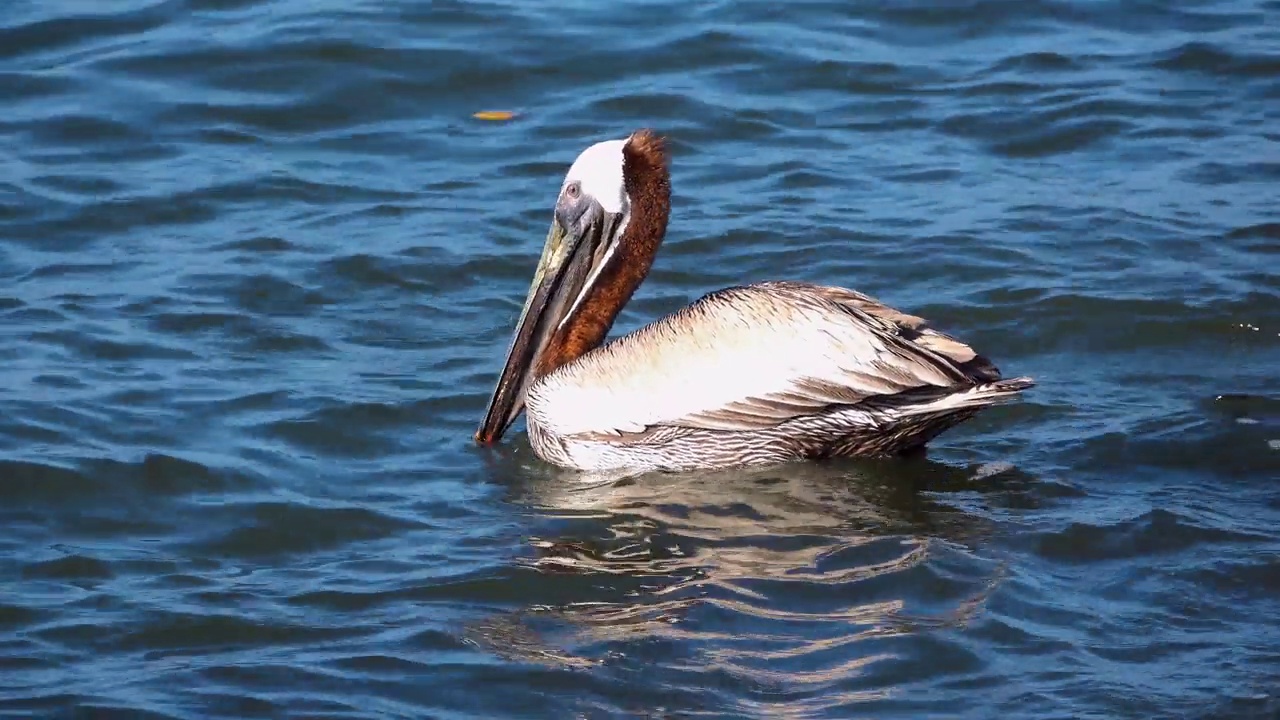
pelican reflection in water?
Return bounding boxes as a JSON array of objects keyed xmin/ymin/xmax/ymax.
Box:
[{"xmin": 476, "ymin": 129, "xmax": 1033, "ymax": 473}]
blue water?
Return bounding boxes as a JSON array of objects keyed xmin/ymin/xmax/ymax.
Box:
[{"xmin": 2, "ymin": 1, "xmax": 1279, "ymax": 717}]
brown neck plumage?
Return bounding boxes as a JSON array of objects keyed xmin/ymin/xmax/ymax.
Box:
[{"xmin": 535, "ymin": 129, "xmax": 670, "ymax": 379}]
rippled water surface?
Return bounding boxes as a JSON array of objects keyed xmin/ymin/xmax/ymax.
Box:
[{"xmin": 3, "ymin": 0, "xmax": 1280, "ymax": 717}]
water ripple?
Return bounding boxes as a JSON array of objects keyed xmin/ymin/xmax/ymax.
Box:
[{"xmin": 1, "ymin": 0, "xmax": 1278, "ymax": 717}]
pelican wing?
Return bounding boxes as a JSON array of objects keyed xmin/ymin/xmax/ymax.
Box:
[
  {"xmin": 789, "ymin": 282, "xmax": 1003, "ymax": 383},
  {"xmin": 528, "ymin": 281, "xmax": 1002, "ymax": 439}
]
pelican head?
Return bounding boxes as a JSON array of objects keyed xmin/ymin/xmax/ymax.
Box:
[{"xmin": 476, "ymin": 129, "xmax": 670, "ymax": 444}]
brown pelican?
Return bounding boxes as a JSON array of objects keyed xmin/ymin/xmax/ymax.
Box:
[{"xmin": 475, "ymin": 129, "xmax": 1034, "ymax": 473}]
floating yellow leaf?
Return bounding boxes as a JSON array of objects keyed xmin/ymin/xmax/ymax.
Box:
[{"xmin": 473, "ymin": 110, "xmax": 516, "ymax": 121}]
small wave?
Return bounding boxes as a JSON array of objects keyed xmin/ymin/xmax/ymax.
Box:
[
  {"xmin": 0, "ymin": 3, "xmax": 173, "ymax": 65},
  {"xmin": 183, "ymin": 501, "xmax": 426, "ymax": 559},
  {"xmin": 1152, "ymin": 41, "xmax": 1280, "ymax": 79},
  {"xmin": 1034, "ymin": 508, "xmax": 1271, "ymax": 564}
]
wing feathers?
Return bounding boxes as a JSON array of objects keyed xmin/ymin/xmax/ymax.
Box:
[{"xmin": 529, "ymin": 281, "xmax": 1008, "ymax": 439}]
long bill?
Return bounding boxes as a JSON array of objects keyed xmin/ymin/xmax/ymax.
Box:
[{"xmin": 474, "ymin": 214, "xmax": 609, "ymax": 444}]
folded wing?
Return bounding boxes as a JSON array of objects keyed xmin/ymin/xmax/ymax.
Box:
[{"xmin": 527, "ymin": 281, "xmax": 1004, "ymax": 439}]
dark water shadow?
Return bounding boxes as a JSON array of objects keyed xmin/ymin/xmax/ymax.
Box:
[{"xmin": 465, "ymin": 450, "xmax": 1043, "ymax": 698}]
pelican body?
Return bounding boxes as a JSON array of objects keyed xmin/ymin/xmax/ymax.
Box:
[{"xmin": 476, "ymin": 130, "xmax": 1033, "ymax": 473}]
